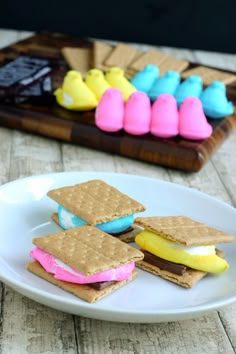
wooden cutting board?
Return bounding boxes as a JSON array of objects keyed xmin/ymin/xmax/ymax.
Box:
[{"xmin": 0, "ymin": 32, "xmax": 235, "ymax": 172}]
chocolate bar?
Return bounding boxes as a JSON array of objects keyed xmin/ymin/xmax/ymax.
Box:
[
  {"xmin": 142, "ymin": 250, "xmax": 187, "ymax": 275},
  {"xmin": 0, "ymin": 55, "xmax": 52, "ymax": 98}
]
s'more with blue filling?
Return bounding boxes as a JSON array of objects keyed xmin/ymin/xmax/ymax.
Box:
[{"xmin": 47, "ymin": 179, "xmax": 146, "ymax": 242}]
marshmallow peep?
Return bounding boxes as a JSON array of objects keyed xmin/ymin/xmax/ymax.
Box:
[
  {"xmin": 95, "ymin": 88, "xmax": 124, "ymax": 132},
  {"xmin": 130, "ymin": 64, "xmax": 159, "ymax": 93},
  {"xmin": 148, "ymin": 70, "xmax": 181, "ymax": 101},
  {"xmin": 54, "ymin": 70, "xmax": 98, "ymax": 110},
  {"xmin": 124, "ymin": 91, "xmax": 151, "ymax": 135},
  {"xmin": 179, "ymin": 96, "xmax": 213, "ymax": 140},
  {"xmin": 105, "ymin": 67, "xmax": 136, "ymax": 101},
  {"xmin": 85, "ymin": 68, "xmax": 111, "ymax": 100},
  {"xmin": 175, "ymin": 75, "xmax": 203, "ymax": 107},
  {"xmin": 200, "ymin": 81, "xmax": 234, "ymax": 118},
  {"xmin": 150, "ymin": 94, "xmax": 179, "ymax": 138}
]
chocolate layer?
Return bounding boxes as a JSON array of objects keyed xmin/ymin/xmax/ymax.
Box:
[
  {"xmin": 142, "ymin": 250, "xmax": 187, "ymax": 275},
  {"xmin": 88, "ymin": 280, "xmax": 116, "ymax": 290}
]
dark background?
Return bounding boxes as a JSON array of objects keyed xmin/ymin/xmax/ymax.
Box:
[{"xmin": 1, "ymin": 0, "xmax": 236, "ymax": 53}]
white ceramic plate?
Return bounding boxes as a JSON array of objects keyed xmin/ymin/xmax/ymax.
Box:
[{"xmin": 0, "ymin": 171, "xmax": 235, "ymax": 323}]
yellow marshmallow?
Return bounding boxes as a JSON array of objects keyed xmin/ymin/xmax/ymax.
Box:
[
  {"xmin": 54, "ymin": 70, "xmax": 98, "ymax": 111},
  {"xmin": 105, "ymin": 66, "xmax": 136, "ymax": 101},
  {"xmin": 85, "ymin": 68, "xmax": 111, "ymax": 100},
  {"xmin": 135, "ymin": 230, "xmax": 229, "ymax": 274}
]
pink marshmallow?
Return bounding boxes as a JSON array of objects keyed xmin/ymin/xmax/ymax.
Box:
[
  {"xmin": 179, "ymin": 96, "xmax": 213, "ymax": 140},
  {"xmin": 150, "ymin": 94, "xmax": 179, "ymax": 138},
  {"xmin": 95, "ymin": 88, "xmax": 124, "ymax": 132},
  {"xmin": 123, "ymin": 91, "xmax": 151, "ymax": 135},
  {"xmin": 30, "ymin": 247, "xmax": 135, "ymax": 284}
]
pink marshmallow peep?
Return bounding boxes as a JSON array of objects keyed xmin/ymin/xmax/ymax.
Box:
[
  {"xmin": 179, "ymin": 96, "xmax": 213, "ymax": 140},
  {"xmin": 150, "ymin": 94, "xmax": 179, "ymax": 138},
  {"xmin": 31, "ymin": 247, "xmax": 135, "ymax": 284},
  {"xmin": 95, "ymin": 88, "xmax": 124, "ymax": 132},
  {"xmin": 124, "ymin": 91, "xmax": 151, "ymax": 135}
]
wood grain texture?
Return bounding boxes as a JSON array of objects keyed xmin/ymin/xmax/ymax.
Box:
[
  {"xmin": 0, "ymin": 29, "xmax": 236, "ymax": 354},
  {"xmin": 0, "ymin": 32, "xmax": 235, "ymax": 172}
]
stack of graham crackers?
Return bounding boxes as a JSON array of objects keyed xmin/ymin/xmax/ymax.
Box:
[
  {"xmin": 61, "ymin": 40, "xmax": 236, "ymax": 85},
  {"xmin": 61, "ymin": 40, "xmax": 189, "ymax": 79}
]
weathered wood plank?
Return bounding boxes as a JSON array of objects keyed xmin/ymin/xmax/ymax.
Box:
[
  {"xmin": 61, "ymin": 144, "xmax": 170, "ymax": 180},
  {"xmin": 1, "ymin": 287, "xmax": 77, "ymax": 354},
  {"xmin": 0, "ymin": 128, "xmax": 79, "ymax": 353},
  {"xmin": 75, "ymin": 314, "xmax": 234, "ymax": 354},
  {"xmin": 8, "ymin": 130, "xmax": 63, "ymax": 181}
]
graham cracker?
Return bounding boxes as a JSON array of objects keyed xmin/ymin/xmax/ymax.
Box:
[
  {"xmin": 93, "ymin": 41, "xmax": 114, "ymax": 70},
  {"xmin": 32, "ymin": 225, "xmax": 144, "ymax": 275},
  {"xmin": 51, "ymin": 212, "xmax": 142, "ymax": 243},
  {"xmin": 136, "ymin": 248, "xmax": 224, "ymax": 288},
  {"xmin": 61, "ymin": 47, "xmax": 92, "ymax": 78},
  {"xmin": 27, "ymin": 261, "xmax": 138, "ymax": 303},
  {"xmin": 181, "ymin": 65, "xmax": 236, "ymax": 85},
  {"xmin": 136, "ymin": 260, "xmax": 206, "ymax": 288},
  {"xmin": 127, "ymin": 49, "xmax": 168, "ymax": 72},
  {"xmin": 125, "ymin": 68, "xmax": 137, "ymax": 80},
  {"xmin": 47, "ymin": 179, "xmax": 146, "ymax": 225},
  {"xmin": 158, "ymin": 56, "xmax": 189, "ymax": 76},
  {"xmin": 103, "ymin": 43, "xmax": 141, "ymax": 70},
  {"xmin": 134, "ymin": 216, "xmax": 234, "ymax": 246}
]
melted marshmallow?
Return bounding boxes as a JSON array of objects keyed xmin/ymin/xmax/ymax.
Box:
[
  {"xmin": 169, "ymin": 243, "xmax": 215, "ymax": 256},
  {"xmin": 58, "ymin": 205, "xmax": 134, "ymax": 234},
  {"xmin": 31, "ymin": 247, "xmax": 135, "ymax": 284}
]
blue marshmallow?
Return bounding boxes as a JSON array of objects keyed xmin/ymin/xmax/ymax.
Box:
[
  {"xmin": 200, "ymin": 81, "xmax": 234, "ymax": 118},
  {"xmin": 175, "ymin": 75, "xmax": 203, "ymax": 107},
  {"xmin": 148, "ymin": 70, "xmax": 181, "ymax": 101},
  {"xmin": 58, "ymin": 205, "xmax": 134, "ymax": 234},
  {"xmin": 130, "ymin": 64, "xmax": 159, "ymax": 93}
]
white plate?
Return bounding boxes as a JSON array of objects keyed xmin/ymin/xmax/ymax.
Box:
[{"xmin": 0, "ymin": 171, "xmax": 235, "ymax": 323}]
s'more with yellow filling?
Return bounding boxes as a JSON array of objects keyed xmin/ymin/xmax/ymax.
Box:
[{"xmin": 134, "ymin": 215, "xmax": 234, "ymax": 288}]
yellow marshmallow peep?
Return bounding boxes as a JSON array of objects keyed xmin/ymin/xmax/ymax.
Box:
[
  {"xmin": 135, "ymin": 229, "xmax": 229, "ymax": 274},
  {"xmin": 85, "ymin": 68, "xmax": 111, "ymax": 100},
  {"xmin": 105, "ymin": 66, "xmax": 136, "ymax": 101},
  {"xmin": 54, "ymin": 70, "xmax": 98, "ymax": 111}
]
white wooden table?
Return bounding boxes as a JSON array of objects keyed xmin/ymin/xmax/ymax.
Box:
[{"xmin": 0, "ymin": 29, "xmax": 236, "ymax": 354}]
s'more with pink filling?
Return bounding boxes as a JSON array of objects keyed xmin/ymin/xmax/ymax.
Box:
[{"xmin": 27, "ymin": 225, "xmax": 144, "ymax": 303}]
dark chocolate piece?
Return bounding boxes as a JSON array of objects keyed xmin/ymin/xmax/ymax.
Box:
[
  {"xmin": 0, "ymin": 56, "xmax": 52, "ymax": 98},
  {"xmin": 88, "ymin": 280, "xmax": 116, "ymax": 290},
  {"xmin": 142, "ymin": 250, "xmax": 187, "ymax": 275}
]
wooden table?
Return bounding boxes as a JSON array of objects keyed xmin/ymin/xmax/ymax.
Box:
[{"xmin": 0, "ymin": 29, "xmax": 236, "ymax": 354}]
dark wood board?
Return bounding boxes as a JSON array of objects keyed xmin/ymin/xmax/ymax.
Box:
[{"xmin": 0, "ymin": 32, "xmax": 235, "ymax": 172}]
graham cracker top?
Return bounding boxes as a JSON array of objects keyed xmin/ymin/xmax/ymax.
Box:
[
  {"xmin": 32, "ymin": 225, "xmax": 144, "ymax": 275},
  {"xmin": 47, "ymin": 179, "xmax": 146, "ymax": 224},
  {"xmin": 181, "ymin": 65, "xmax": 236, "ymax": 85},
  {"xmin": 134, "ymin": 216, "xmax": 234, "ymax": 246}
]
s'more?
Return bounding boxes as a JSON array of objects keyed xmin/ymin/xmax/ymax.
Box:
[
  {"xmin": 47, "ymin": 179, "xmax": 146, "ymax": 242},
  {"xmin": 27, "ymin": 225, "xmax": 144, "ymax": 303},
  {"xmin": 134, "ymin": 216, "xmax": 234, "ymax": 288}
]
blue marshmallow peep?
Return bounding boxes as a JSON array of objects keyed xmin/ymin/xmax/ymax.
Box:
[
  {"xmin": 175, "ymin": 75, "xmax": 203, "ymax": 107},
  {"xmin": 130, "ymin": 64, "xmax": 159, "ymax": 93},
  {"xmin": 200, "ymin": 81, "xmax": 234, "ymax": 118},
  {"xmin": 148, "ymin": 70, "xmax": 181, "ymax": 101}
]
